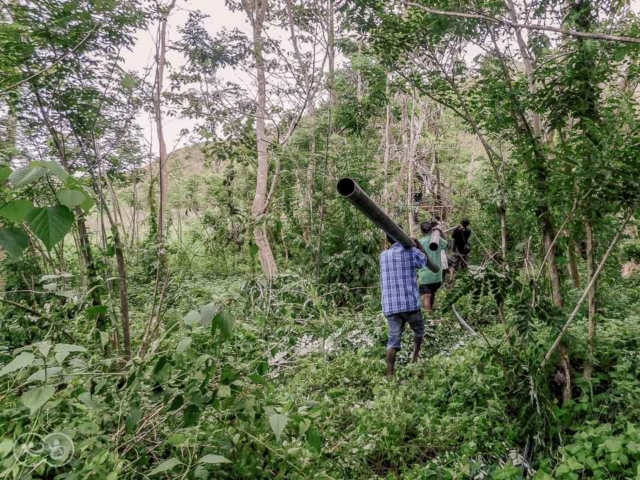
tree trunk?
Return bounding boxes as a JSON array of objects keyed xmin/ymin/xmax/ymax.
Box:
[
  {"xmin": 567, "ymin": 235, "xmax": 581, "ymax": 288},
  {"xmin": 584, "ymin": 220, "xmax": 597, "ymax": 378},
  {"xmin": 154, "ymin": 0, "xmax": 176, "ymax": 264},
  {"xmin": 383, "ymin": 78, "xmax": 391, "ymax": 207},
  {"xmin": 327, "ymin": 0, "xmax": 336, "ymax": 107},
  {"xmin": 246, "ymin": 0, "xmax": 278, "ymax": 278}
]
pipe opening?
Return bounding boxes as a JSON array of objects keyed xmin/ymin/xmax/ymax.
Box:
[{"xmin": 337, "ymin": 177, "xmax": 356, "ymax": 197}]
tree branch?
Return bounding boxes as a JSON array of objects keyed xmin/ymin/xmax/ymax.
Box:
[
  {"xmin": 405, "ymin": 2, "xmax": 640, "ymax": 44},
  {"xmin": 0, "ymin": 23, "xmax": 101, "ymax": 94}
]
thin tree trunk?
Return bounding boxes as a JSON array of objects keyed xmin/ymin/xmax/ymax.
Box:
[
  {"xmin": 327, "ymin": 0, "xmax": 336, "ymax": 107},
  {"xmin": 245, "ymin": 0, "xmax": 278, "ymax": 278},
  {"xmin": 383, "ymin": 79, "xmax": 391, "ymax": 207},
  {"xmin": 584, "ymin": 220, "xmax": 597, "ymax": 378},
  {"xmin": 154, "ymin": 0, "xmax": 176, "ymax": 264},
  {"xmin": 567, "ymin": 235, "xmax": 581, "ymax": 288}
]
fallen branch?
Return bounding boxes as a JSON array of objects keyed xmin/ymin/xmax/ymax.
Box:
[
  {"xmin": 540, "ymin": 208, "xmax": 635, "ymax": 369},
  {"xmin": 405, "ymin": 2, "xmax": 640, "ymax": 45}
]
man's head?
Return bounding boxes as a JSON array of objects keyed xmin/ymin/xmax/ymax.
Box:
[
  {"xmin": 461, "ymin": 218, "xmax": 470, "ymax": 228},
  {"xmin": 420, "ymin": 221, "xmax": 432, "ymax": 235}
]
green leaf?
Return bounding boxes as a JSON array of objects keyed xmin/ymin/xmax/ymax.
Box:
[
  {"xmin": 0, "ymin": 227, "xmax": 29, "ymax": 258},
  {"xmin": 217, "ymin": 385, "xmax": 231, "ymax": 398},
  {"xmin": 126, "ymin": 403, "xmax": 142, "ymax": 433},
  {"xmin": 149, "ymin": 458, "xmax": 183, "ymax": 476},
  {"xmin": 268, "ymin": 413, "xmax": 288, "ymax": 442},
  {"xmin": 85, "ymin": 305, "xmax": 108, "ymax": 321},
  {"xmin": 604, "ymin": 438, "xmax": 623, "ymax": 453},
  {"xmin": 26, "ymin": 206, "xmax": 74, "ymax": 249},
  {"xmin": 56, "ymin": 189, "xmax": 87, "ymax": 209},
  {"xmin": 80, "ymin": 192, "xmax": 95, "ymax": 213},
  {"xmin": 0, "ymin": 166, "xmax": 11, "ymax": 183},
  {"xmin": 0, "ymin": 438, "xmax": 13, "ymax": 459},
  {"xmin": 200, "ymin": 303, "xmax": 217, "ymax": 328},
  {"xmin": 32, "ymin": 161, "xmax": 69, "ymax": 183},
  {"xmin": 249, "ymin": 242, "xmax": 259, "ymax": 255},
  {"xmin": 211, "ymin": 312, "xmax": 234, "ymax": 339},
  {"xmin": 0, "ymin": 199, "xmax": 33, "ymax": 223},
  {"xmin": 167, "ymin": 434, "xmax": 186, "ymax": 446},
  {"xmin": 55, "ymin": 352, "xmax": 69, "ymax": 366},
  {"xmin": 198, "ymin": 454, "xmax": 231, "ymax": 465},
  {"xmin": 167, "ymin": 395, "xmax": 183, "ymax": 412},
  {"xmin": 53, "ymin": 344, "xmax": 87, "ymax": 353},
  {"xmin": 22, "ymin": 385, "xmax": 55, "ymax": 414},
  {"xmin": 26, "ymin": 367, "xmax": 63, "ymax": 383},
  {"xmin": 307, "ymin": 427, "xmax": 322, "ymax": 453},
  {"xmin": 9, "ymin": 165, "xmax": 47, "ymax": 187},
  {"xmin": 183, "ymin": 404, "xmax": 201, "ymax": 427},
  {"xmin": 0, "ymin": 352, "xmax": 35, "ymax": 377},
  {"xmin": 176, "ymin": 337, "xmax": 192, "ymax": 354},
  {"xmin": 184, "ymin": 310, "xmax": 200, "ymax": 328}
]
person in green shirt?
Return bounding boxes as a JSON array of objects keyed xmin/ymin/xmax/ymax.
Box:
[{"xmin": 417, "ymin": 220, "xmax": 447, "ymax": 312}]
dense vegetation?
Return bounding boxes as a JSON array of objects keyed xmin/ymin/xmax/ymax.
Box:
[{"xmin": 1, "ymin": 0, "xmax": 640, "ymax": 478}]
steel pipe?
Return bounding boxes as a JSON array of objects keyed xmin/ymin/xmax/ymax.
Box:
[{"xmin": 336, "ymin": 177, "xmax": 439, "ymax": 273}]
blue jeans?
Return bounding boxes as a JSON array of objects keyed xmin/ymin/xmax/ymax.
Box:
[{"xmin": 385, "ymin": 310, "xmax": 424, "ymax": 350}]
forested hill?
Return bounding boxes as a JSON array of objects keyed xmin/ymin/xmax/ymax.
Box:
[{"xmin": 2, "ymin": 0, "xmax": 640, "ymax": 479}]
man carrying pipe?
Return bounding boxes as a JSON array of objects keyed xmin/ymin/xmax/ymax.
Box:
[
  {"xmin": 380, "ymin": 232, "xmax": 430, "ymax": 376},
  {"xmin": 418, "ymin": 220, "xmax": 448, "ymax": 314},
  {"xmin": 336, "ymin": 178, "xmax": 439, "ymax": 375}
]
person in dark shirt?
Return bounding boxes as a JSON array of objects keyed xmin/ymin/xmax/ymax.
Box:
[{"xmin": 451, "ymin": 218, "xmax": 471, "ymax": 273}]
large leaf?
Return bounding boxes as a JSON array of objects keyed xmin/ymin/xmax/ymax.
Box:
[
  {"xmin": 26, "ymin": 367, "xmax": 63, "ymax": 383},
  {"xmin": 149, "ymin": 458, "xmax": 183, "ymax": 476},
  {"xmin": 183, "ymin": 404, "xmax": 201, "ymax": 427},
  {"xmin": 200, "ymin": 303, "xmax": 217, "ymax": 328},
  {"xmin": 0, "ymin": 352, "xmax": 34, "ymax": 377},
  {"xmin": 22, "ymin": 385, "xmax": 55, "ymax": 414},
  {"xmin": 184, "ymin": 310, "xmax": 201, "ymax": 328},
  {"xmin": 268, "ymin": 413, "xmax": 288, "ymax": 442},
  {"xmin": 0, "ymin": 227, "xmax": 29, "ymax": 258},
  {"xmin": 0, "ymin": 438, "xmax": 13, "ymax": 459},
  {"xmin": 198, "ymin": 454, "xmax": 231, "ymax": 465},
  {"xmin": 0, "ymin": 199, "xmax": 33, "ymax": 223},
  {"xmin": 211, "ymin": 311, "xmax": 235, "ymax": 339},
  {"xmin": 53, "ymin": 344, "xmax": 87, "ymax": 353},
  {"xmin": 56, "ymin": 189, "xmax": 87, "ymax": 209},
  {"xmin": 26, "ymin": 206, "xmax": 74, "ymax": 249},
  {"xmin": 176, "ymin": 337, "xmax": 192, "ymax": 354},
  {"xmin": 9, "ymin": 165, "xmax": 47, "ymax": 187},
  {"xmin": 0, "ymin": 166, "xmax": 11, "ymax": 183},
  {"xmin": 32, "ymin": 161, "xmax": 69, "ymax": 183}
]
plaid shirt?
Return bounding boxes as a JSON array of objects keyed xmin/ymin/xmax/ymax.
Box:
[{"xmin": 380, "ymin": 243, "xmax": 427, "ymax": 316}]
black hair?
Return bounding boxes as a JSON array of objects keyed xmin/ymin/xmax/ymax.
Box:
[
  {"xmin": 461, "ymin": 218, "xmax": 470, "ymax": 227},
  {"xmin": 420, "ymin": 221, "xmax": 432, "ymax": 234},
  {"xmin": 386, "ymin": 234, "xmax": 396, "ymax": 245}
]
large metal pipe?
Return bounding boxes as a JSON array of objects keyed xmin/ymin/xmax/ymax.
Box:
[
  {"xmin": 429, "ymin": 228, "xmax": 441, "ymax": 251},
  {"xmin": 336, "ymin": 177, "xmax": 439, "ymax": 273}
]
